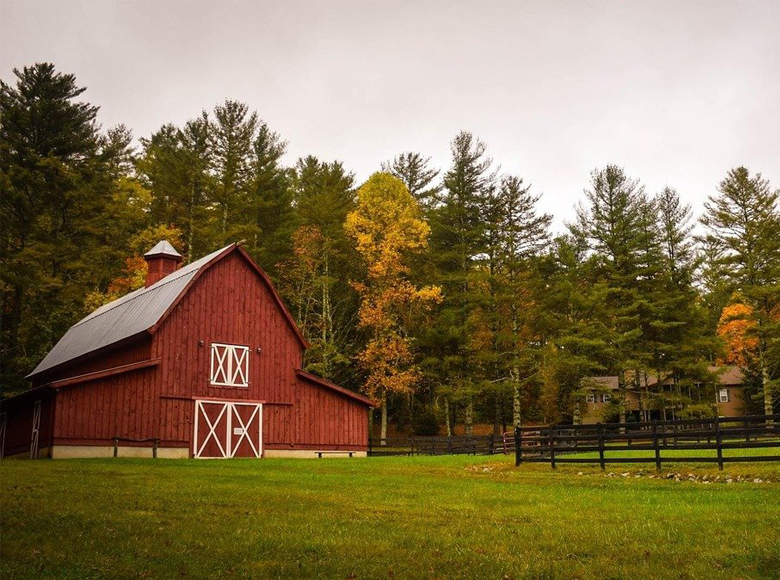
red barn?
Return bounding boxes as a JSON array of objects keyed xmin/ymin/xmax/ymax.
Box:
[{"xmin": 1, "ymin": 241, "xmax": 374, "ymax": 459}]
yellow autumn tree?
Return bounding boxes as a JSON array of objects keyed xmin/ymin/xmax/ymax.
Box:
[{"xmin": 345, "ymin": 172, "xmax": 442, "ymax": 442}]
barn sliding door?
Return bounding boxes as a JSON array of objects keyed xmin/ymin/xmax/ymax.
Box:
[{"xmin": 193, "ymin": 400, "xmax": 262, "ymax": 458}]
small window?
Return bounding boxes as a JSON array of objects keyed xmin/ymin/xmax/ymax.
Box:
[
  {"xmin": 602, "ymin": 393, "xmax": 611, "ymax": 403},
  {"xmin": 210, "ymin": 343, "xmax": 250, "ymax": 387},
  {"xmin": 719, "ymin": 388, "xmax": 730, "ymax": 403},
  {"xmin": 586, "ymin": 393, "xmax": 596, "ymax": 404}
]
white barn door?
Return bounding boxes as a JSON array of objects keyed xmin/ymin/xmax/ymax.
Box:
[{"xmin": 193, "ymin": 400, "xmax": 262, "ymax": 458}]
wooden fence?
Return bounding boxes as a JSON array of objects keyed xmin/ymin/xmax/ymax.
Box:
[
  {"xmin": 515, "ymin": 414, "xmax": 780, "ymax": 470},
  {"xmin": 368, "ymin": 435, "xmax": 498, "ymax": 456}
]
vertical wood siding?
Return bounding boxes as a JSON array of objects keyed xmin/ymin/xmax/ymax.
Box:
[{"xmin": 44, "ymin": 251, "xmax": 369, "ymax": 453}]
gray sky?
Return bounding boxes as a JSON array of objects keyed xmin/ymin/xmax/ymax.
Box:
[{"xmin": 2, "ymin": 0, "xmax": 779, "ymax": 230}]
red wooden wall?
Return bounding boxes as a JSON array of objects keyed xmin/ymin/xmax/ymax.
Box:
[{"xmin": 37, "ymin": 249, "xmax": 369, "ymax": 454}]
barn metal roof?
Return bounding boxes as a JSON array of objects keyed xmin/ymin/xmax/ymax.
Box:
[
  {"xmin": 27, "ymin": 245, "xmax": 230, "ymax": 379},
  {"xmin": 144, "ymin": 240, "xmax": 181, "ymax": 258}
]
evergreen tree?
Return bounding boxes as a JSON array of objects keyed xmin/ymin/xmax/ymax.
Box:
[
  {"xmin": 426, "ymin": 131, "xmax": 496, "ymax": 434},
  {"xmin": 701, "ymin": 167, "xmax": 780, "ymax": 416},
  {"xmin": 282, "ymin": 157, "xmax": 358, "ymax": 385},
  {"xmin": 0, "ymin": 63, "xmax": 130, "ymax": 392},
  {"xmin": 248, "ymin": 122, "xmax": 296, "ymax": 275},
  {"xmin": 381, "ymin": 152, "xmax": 441, "ymax": 210},
  {"xmin": 137, "ymin": 115, "xmax": 214, "ymax": 258},
  {"xmin": 569, "ymin": 165, "xmax": 658, "ymax": 422},
  {"xmin": 210, "ymin": 100, "xmax": 258, "ymax": 244}
]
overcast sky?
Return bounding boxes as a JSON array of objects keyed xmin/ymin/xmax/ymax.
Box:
[{"xmin": 2, "ymin": 0, "xmax": 779, "ymax": 230}]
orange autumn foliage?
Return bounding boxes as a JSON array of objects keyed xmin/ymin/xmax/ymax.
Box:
[{"xmin": 717, "ymin": 302, "xmax": 758, "ymax": 366}]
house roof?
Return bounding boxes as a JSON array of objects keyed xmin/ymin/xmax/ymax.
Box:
[
  {"xmin": 28, "ymin": 243, "xmax": 308, "ymax": 379},
  {"xmin": 716, "ymin": 366, "xmax": 745, "ymax": 386},
  {"xmin": 585, "ymin": 366, "xmax": 745, "ymax": 390}
]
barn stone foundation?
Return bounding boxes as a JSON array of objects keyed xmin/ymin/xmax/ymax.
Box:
[
  {"xmin": 49, "ymin": 446, "xmax": 190, "ymax": 459},
  {"xmin": 263, "ymin": 449, "xmax": 367, "ymax": 458}
]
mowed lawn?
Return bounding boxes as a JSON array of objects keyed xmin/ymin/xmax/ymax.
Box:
[{"xmin": 2, "ymin": 456, "xmax": 780, "ymax": 580}]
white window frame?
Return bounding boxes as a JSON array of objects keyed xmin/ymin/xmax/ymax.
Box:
[
  {"xmin": 586, "ymin": 393, "xmax": 596, "ymax": 404},
  {"xmin": 719, "ymin": 388, "xmax": 730, "ymax": 403},
  {"xmin": 602, "ymin": 393, "xmax": 611, "ymax": 403},
  {"xmin": 210, "ymin": 343, "xmax": 250, "ymax": 387}
]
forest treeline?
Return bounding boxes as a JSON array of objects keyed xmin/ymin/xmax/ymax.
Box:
[{"xmin": 2, "ymin": 64, "xmax": 779, "ymax": 436}]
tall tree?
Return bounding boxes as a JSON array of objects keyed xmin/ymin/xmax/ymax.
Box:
[
  {"xmin": 0, "ymin": 63, "xmax": 129, "ymax": 392},
  {"xmin": 426, "ymin": 131, "xmax": 496, "ymax": 434},
  {"xmin": 345, "ymin": 173, "xmax": 441, "ymax": 441},
  {"xmin": 137, "ymin": 115, "xmax": 214, "ymax": 258},
  {"xmin": 569, "ymin": 165, "xmax": 659, "ymax": 423},
  {"xmin": 381, "ymin": 152, "xmax": 441, "ymax": 210},
  {"xmin": 209, "ymin": 100, "xmax": 258, "ymax": 243},
  {"xmin": 284, "ymin": 157, "xmax": 358, "ymax": 384},
  {"xmin": 701, "ymin": 167, "xmax": 780, "ymax": 416},
  {"xmin": 248, "ymin": 122, "xmax": 296, "ymax": 274}
]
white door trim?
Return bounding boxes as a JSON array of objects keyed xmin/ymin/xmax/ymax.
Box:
[{"xmin": 193, "ymin": 400, "xmax": 262, "ymax": 458}]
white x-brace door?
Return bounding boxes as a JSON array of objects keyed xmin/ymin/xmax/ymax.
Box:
[{"xmin": 193, "ymin": 400, "xmax": 263, "ymax": 458}]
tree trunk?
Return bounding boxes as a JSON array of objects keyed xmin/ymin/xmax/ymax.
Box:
[
  {"xmin": 760, "ymin": 347, "xmax": 774, "ymax": 422},
  {"xmin": 444, "ymin": 397, "xmax": 452, "ymax": 437},
  {"xmin": 493, "ymin": 395, "xmax": 501, "ymax": 436},
  {"xmin": 380, "ymin": 390, "xmax": 388, "ymax": 445},
  {"xmin": 618, "ymin": 370, "xmax": 627, "ymax": 431},
  {"xmin": 512, "ymin": 368, "xmax": 522, "ymax": 428},
  {"xmin": 465, "ymin": 398, "xmax": 473, "ymax": 436},
  {"xmin": 572, "ymin": 398, "xmax": 581, "ymax": 425}
]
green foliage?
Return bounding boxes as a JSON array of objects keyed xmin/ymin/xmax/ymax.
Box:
[{"xmin": 2, "ymin": 62, "xmax": 777, "ymax": 429}]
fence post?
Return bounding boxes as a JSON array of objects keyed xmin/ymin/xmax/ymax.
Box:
[
  {"xmin": 549, "ymin": 426, "xmax": 556, "ymax": 469},
  {"xmin": 597, "ymin": 424, "xmax": 605, "ymax": 470},
  {"xmin": 113, "ymin": 438, "xmax": 119, "ymax": 458},
  {"xmin": 368, "ymin": 437, "xmax": 372, "ymax": 457},
  {"xmin": 447, "ymin": 436, "xmax": 453, "ymax": 455},
  {"xmin": 153, "ymin": 438, "xmax": 158, "ymax": 459},
  {"xmin": 652, "ymin": 420, "xmax": 660, "ymax": 471},
  {"xmin": 715, "ymin": 415, "xmax": 723, "ymax": 471},
  {"xmin": 489, "ymin": 433, "xmax": 495, "ymax": 455},
  {"xmin": 515, "ymin": 427, "xmax": 522, "ymax": 466}
]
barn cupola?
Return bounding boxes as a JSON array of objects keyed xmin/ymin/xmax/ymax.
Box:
[{"xmin": 143, "ymin": 240, "xmax": 182, "ymax": 287}]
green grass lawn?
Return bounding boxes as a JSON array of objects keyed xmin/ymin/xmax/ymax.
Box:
[{"xmin": 2, "ymin": 456, "xmax": 779, "ymax": 580}]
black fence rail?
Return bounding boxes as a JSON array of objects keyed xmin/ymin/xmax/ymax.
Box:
[
  {"xmin": 515, "ymin": 414, "xmax": 780, "ymax": 470},
  {"xmin": 369, "ymin": 434, "xmax": 498, "ymax": 456}
]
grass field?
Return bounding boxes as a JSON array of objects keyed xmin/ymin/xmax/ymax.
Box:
[{"xmin": 2, "ymin": 455, "xmax": 779, "ymax": 579}]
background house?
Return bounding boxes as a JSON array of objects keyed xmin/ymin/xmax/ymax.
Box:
[{"xmin": 581, "ymin": 366, "xmax": 748, "ymax": 424}]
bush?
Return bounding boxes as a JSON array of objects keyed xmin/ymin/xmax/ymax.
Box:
[{"xmin": 413, "ymin": 409, "xmax": 440, "ymax": 436}]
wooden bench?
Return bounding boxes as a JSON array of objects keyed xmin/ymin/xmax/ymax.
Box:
[{"xmin": 316, "ymin": 451, "xmax": 355, "ymax": 458}]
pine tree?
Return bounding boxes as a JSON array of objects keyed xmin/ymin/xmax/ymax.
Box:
[
  {"xmin": 284, "ymin": 157, "xmax": 358, "ymax": 384},
  {"xmin": 569, "ymin": 165, "xmax": 658, "ymax": 423},
  {"xmin": 248, "ymin": 122, "xmax": 296, "ymax": 275},
  {"xmin": 0, "ymin": 64, "xmax": 130, "ymax": 392},
  {"xmin": 210, "ymin": 100, "xmax": 258, "ymax": 244},
  {"xmin": 381, "ymin": 152, "xmax": 441, "ymax": 210},
  {"xmin": 651, "ymin": 187, "xmax": 719, "ymax": 418},
  {"xmin": 137, "ymin": 115, "xmax": 214, "ymax": 258},
  {"xmin": 701, "ymin": 168, "xmax": 780, "ymax": 416},
  {"xmin": 426, "ymin": 131, "xmax": 496, "ymax": 435}
]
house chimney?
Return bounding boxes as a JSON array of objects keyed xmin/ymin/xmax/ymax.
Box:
[{"xmin": 143, "ymin": 240, "xmax": 182, "ymax": 287}]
